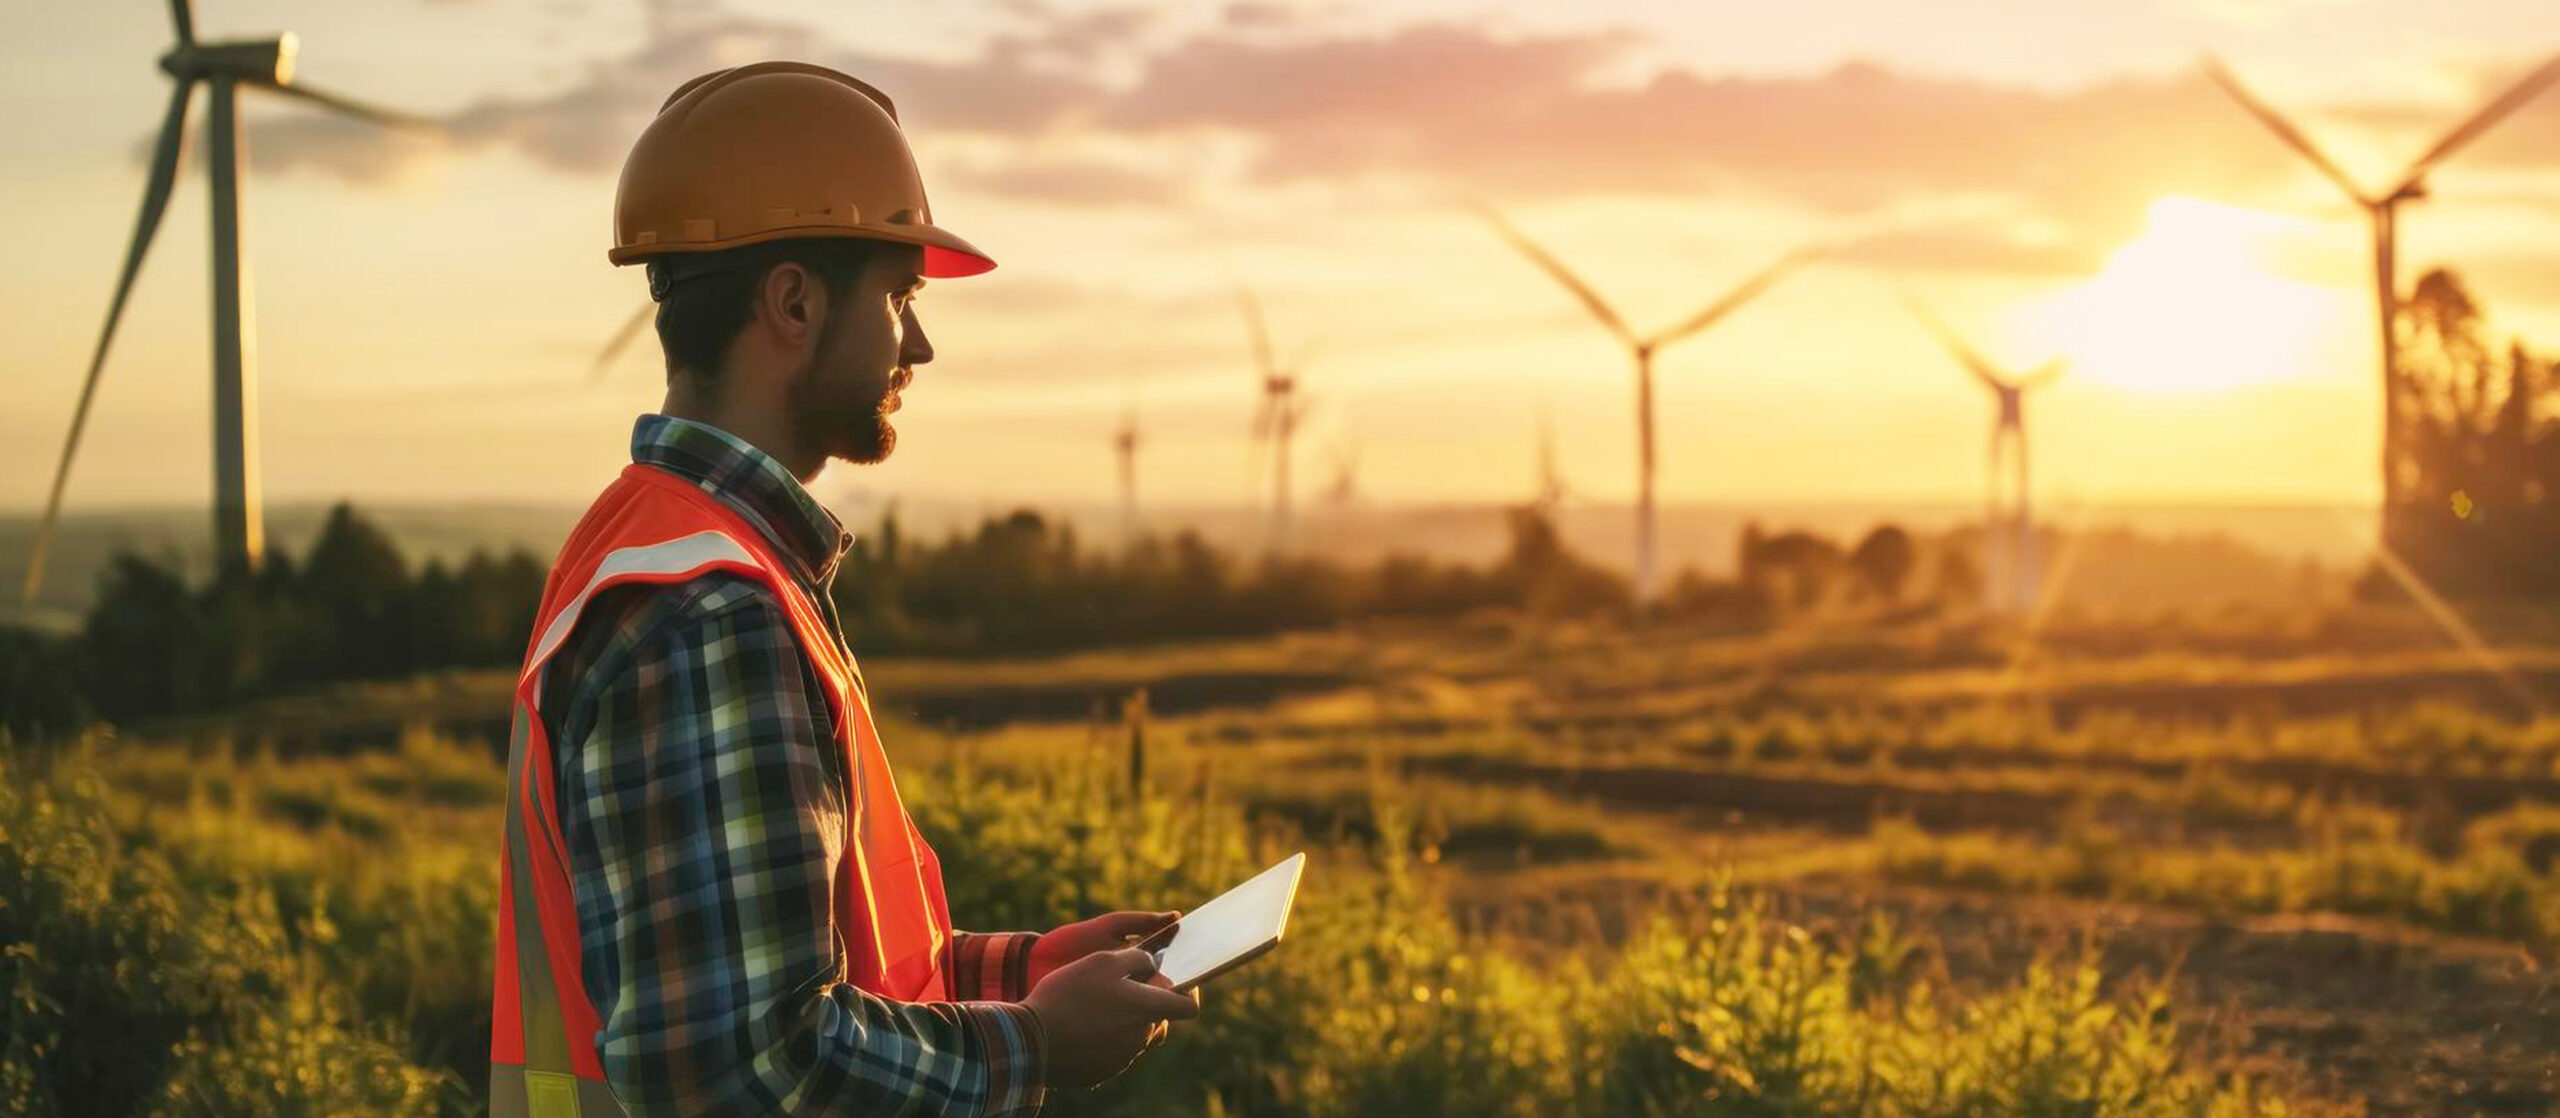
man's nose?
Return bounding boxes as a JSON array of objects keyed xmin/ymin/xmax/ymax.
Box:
[{"xmin": 901, "ymin": 304, "xmax": 934, "ymax": 368}]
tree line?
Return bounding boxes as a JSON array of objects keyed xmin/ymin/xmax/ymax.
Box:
[
  {"xmin": 0, "ymin": 500, "xmax": 1956, "ymax": 745},
  {"xmin": 2381, "ymin": 267, "xmax": 2560, "ymax": 599}
]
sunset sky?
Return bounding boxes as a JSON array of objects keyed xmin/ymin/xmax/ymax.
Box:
[{"xmin": 3, "ymin": 0, "xmax": 2558, "ymax": 520}]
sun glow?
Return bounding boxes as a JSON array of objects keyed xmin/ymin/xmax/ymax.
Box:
[{"xmin": 2027, "ymin": 196, "xmax": 2352, "ymax": 394}]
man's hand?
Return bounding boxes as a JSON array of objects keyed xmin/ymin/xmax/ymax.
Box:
[
  {"xmin": 1029, "ymin": 910, "xmax": 1179, "ymax": 987},
  {"xmin": 1020, "ymin": 948, "xmax": 1201, "ymax": 1089}
]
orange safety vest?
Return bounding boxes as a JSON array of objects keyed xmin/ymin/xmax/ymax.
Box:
[{"xmin": 490, "ymin": 463, "xmax": 954, "ymax": 1118}]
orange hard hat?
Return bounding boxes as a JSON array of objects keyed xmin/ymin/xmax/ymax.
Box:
[{"xmin": 610, "ymin": 61, "xmax": 994, "ymax": 279}]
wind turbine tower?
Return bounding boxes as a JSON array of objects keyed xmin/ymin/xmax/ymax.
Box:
[
  {"xmin": 1478, "ymin": 206, "xmax": 1817, "ymax": 604},
  {"xmin": 1239, "ymin": 288, "xmax": 1312, "ymax": 553},
  {"xmin": 1113, "ymin": 407, "xmax": 1141, "ymax": 551},
  {"xmin": 1906, "ymin": 297, "xmax": 2063, "ymax": 614},
  {"xmin": 25, "ymin": 0, "xmax": 429, "ymax": 602},
  {"xmin": 1533, "ymin": 411, "xmax": 1569, "ymax": 514},
  {"xmin": 2203, "ymin": 53, "xmax": 2560, "ymax": 551}
]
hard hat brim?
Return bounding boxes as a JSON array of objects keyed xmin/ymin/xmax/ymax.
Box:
[{"xmin": 609, "ymin": 221, "xmax": 995, "ymax": 279}]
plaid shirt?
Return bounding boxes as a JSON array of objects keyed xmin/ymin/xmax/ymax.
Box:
[{"xmin": 537, "ymin": 413, "xmax": 1045, "ymax": 1116}]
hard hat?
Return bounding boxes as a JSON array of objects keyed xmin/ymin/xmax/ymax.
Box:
[{"xmin": 610, "ymin": 61, "xmax": 994, "ymax": 279}]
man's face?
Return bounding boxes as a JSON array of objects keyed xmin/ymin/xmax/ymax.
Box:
[{"xmin": 790, "ymin": 244, "xmax": 933, "ymax": 465}]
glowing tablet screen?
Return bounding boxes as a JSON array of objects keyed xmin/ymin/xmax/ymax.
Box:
[{"xmin": 1141, "ymin": 853, "xmax": 1306, "ymax": 992}]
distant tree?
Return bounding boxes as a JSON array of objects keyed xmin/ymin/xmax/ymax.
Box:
[
  {"xmin": 1932, "ymin": 539, "xmax": 1984, "ymax": 607},
  {"xmin": 1741, "ymin": 527, "xmax": 1846, "ymax": 612},
  {"xmin": 1849, "ymin": 525, "xmax": 1918, "ymax": 605},
  {"xmin": 0, "ymin": 626, "xmax": 91, "ymax": 745},
  {"xmin": 298, "ymin": 503, "xmax": 413, "ymax": 680},
  {"xmin": 1495, "ymin": 505, "xmax": 1629, "ymax": 620},
  {"xmin": 2387, "ymin": 269, "xmax": 2560, "ymax": 598},
  {"xmin": 1660, "ymin": 567, "xmax": 1771, "ymax": 629},
  {"xmin": 83, "ymin": 554, "xmax": 208, "ymax": 719}
]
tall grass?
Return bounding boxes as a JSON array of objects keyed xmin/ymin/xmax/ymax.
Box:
[{"xmin": 0, "ymin": 735, "xmax": 2322, "ymax": 1116}]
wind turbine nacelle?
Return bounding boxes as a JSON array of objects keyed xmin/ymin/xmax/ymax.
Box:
[{"xmin": 161, "ymin": 33, "xmax": 298, "ymax": 87}]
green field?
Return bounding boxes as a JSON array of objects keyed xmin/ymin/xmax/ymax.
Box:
[{"xmin": 12, "ymin": 607, "xmax": 2560, "ymax": 1116}]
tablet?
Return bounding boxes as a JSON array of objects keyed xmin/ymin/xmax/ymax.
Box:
[{"xmin": 1135, "ymin": 852, "xmax": 1307, "ymax": 993}]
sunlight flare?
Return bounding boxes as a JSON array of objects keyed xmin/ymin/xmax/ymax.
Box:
[{"xmin": 2028, "ymin": 196, "xmax": 2353, "ymax": 395}]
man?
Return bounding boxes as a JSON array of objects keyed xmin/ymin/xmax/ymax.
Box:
[{"xmin": 489, "ymin": 62, "xmax": 1197, "ymax": 1118}]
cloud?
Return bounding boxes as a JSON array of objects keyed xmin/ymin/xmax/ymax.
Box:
[
  {"xmin": 240, "ymin": 5, "xmax": 2560, "ymax": 278},
  {"xmin": 247, "ymin": 11, "xmax": 1103, "ymax": 180}
]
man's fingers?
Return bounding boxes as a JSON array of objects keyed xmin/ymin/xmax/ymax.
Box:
[
  {"xmin": 1096, "ymin": 910, "xmax": 1180, "ymax": 938},
  {"xmin": 1098, "ymin": 947, "xmax": 1161, "ymax": 979},
  {"xmin": 1118, "ymin": 979, "xmax": 1202, "ymax": 1021}
]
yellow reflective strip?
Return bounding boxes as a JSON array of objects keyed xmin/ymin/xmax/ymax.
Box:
[
  {"xmin": 526, "ymin": 1069, "xmax": 582, "ymax": 1118},
  {"xmin": 504, "ymin": 700, "xmax": 575, "ymax": 1073}
]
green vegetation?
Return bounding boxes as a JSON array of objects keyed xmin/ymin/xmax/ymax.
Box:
[{"xmin": 0, "ymin": 730, "xmax": 2321, "ymax": 1117}]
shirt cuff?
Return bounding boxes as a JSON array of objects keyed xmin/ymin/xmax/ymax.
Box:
[
  {"xmin": 951, "ymin": 931, "xmax": 1044, "ymax": 1001},
  {"xmin": 959, "ymin": 1000, "xmax": 1047, "ymax": 1117}
]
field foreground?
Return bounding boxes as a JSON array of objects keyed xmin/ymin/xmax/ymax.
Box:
[{"xmin": 12, "ymin": 610, "xmax": 2560, "ymax": 1115}]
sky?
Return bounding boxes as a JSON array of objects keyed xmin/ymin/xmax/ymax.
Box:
[{"xmin": 2, "ymin": 0, "xmax": 2558, "ymax": 521}]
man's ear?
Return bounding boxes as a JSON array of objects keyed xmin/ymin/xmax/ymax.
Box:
[{"xmin": 757, "ymin": 262, "xmax": 821, "ymax": 349}]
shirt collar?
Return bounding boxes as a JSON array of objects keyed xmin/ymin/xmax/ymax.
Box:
[{"xmin": 630, "ymin": 413, "xmax": 851, "ymax": 587}]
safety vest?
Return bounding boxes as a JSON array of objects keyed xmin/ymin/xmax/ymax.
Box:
[{"xmin": 490, "ymin": 462, "xmax": 954, "ymax": 1118}]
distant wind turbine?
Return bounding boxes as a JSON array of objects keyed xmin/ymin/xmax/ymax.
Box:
[
  {"xmin": 1532, "ymin": 411, "xmax": 1570, "ymax": 514},
  {"xmin": 1239, "ymin": 288, "xmax": 1313, "ymax": 553},
  {"xmin": 24, "ymin": 0, "xmax": 435, "ymax": 603},
  {"xmin": 1905, "ymin": 296, "xmax": 2063, "ymax": 613},
  {"xmin": 1321, "ymin": 440, "xmax": 1360, "ymax": 508},
  {"xmin": 1113, "ymin": 405, "xmax": 1141, "ymax": 551},
  {"xmin": 1477, "ymin": 205, "xmax": 1818, "ymax": 604},
  {"xmin": 2203, "ymin": 52, "xmax": 2560, "ymax": 546}
]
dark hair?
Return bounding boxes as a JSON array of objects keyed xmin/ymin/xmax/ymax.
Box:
[{"xmin": 649, "ymin": 239, "xmax": 874, "ymax": 380}]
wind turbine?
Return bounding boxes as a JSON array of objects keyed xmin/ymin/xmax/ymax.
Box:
[
  {"xmin": 1905, "ymin": 296, "xmax": 2063, "ymax": 613},
  {"xmin": 1532, "ymin": 410, "xmax": 1570, "ymax": 515},
  {"xmin": 2203, "ymin": 53, "xmax": 2560, "ymax": 548},
  {"xmin": 1113, "ymin": 405, "xmax": 1141, "ymax": 551},
  {"xmin": 1321, "ymin": 440, "xmax": 1360, "ymax": 508},
  {"xmin": 1477, "ymin": 206, "xmax": 1818, "ymax": 604},
  {"xmin": 24, "ymin": 1, "xmax": 431, "ymax": 602},
  {"xmin": 1238, "ymin": 288, "xmax": 1312, "ymax": 553}
]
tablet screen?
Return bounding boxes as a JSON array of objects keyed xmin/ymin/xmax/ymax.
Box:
[{"xmin": 1142, "ymin": 853, "xmax": 1306, "ymax": 991}]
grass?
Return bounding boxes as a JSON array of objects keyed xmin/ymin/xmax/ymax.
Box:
[
  {"xmin": 1867, "ymin": 817, "xmax": 2560, "ymax": 947},
  {"xmin": 0, "ymin": 730, "xmax": 2328, "ymax": 1117}
]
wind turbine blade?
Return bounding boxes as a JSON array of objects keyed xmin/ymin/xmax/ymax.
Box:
[
  {"xmin": 2200, "ymin": 54, "xmax": 2370, "ymax": 204},
  {"xmin": 25, "ymin": 81, "xmax": 195, "ymax": 604},
  {"xmin": 2396, "ymin": 53, "xmax": 2560, "ymax": 195},
  {"xmin": 169, "ymin": 0, "xmax": 193, "ymax": 43},
  {"xmin": 2019, "ymin": 358, "xmax": 2067, "ymax": 391},
  {"xmin": 270, "ymin": 82, "xmax": 441, "ymax": 130},
  {"xmin": 1473, "ymin": 203, "xmax": 1637, "ymax": 348},
  {"xmin": 1650, "ymin": 248, "xmax": 1819, "ymax": 349},
  {"xmin": 1901, "ymin": 293, "xmax": 2010, "ymax": 392},
  {"xmin": 587, "ymin": 302, "xmax": 656, "ymax": 385},
  {"xmin": 1237, "ymin": 288, "xmax": 1277, "ymax": 376}
]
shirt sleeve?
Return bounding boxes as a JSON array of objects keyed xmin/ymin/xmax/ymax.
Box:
[
  {"xmin": 555, "ymin": 576, "xmax": 1046, "ymax": 1117},
  {"xmin": 947, "ymin": 932, "xmax": 1044, "ymax": 1002}
]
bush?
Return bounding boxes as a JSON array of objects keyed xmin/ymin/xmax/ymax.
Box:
[{"xmin": 0, "ymin": 752, "xmax": 449, "ymax": 1116}]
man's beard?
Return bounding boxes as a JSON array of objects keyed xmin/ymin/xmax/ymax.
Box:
[{"xmin": 790, "ymin": 365, "xmax": 897, "ymax": 465}]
